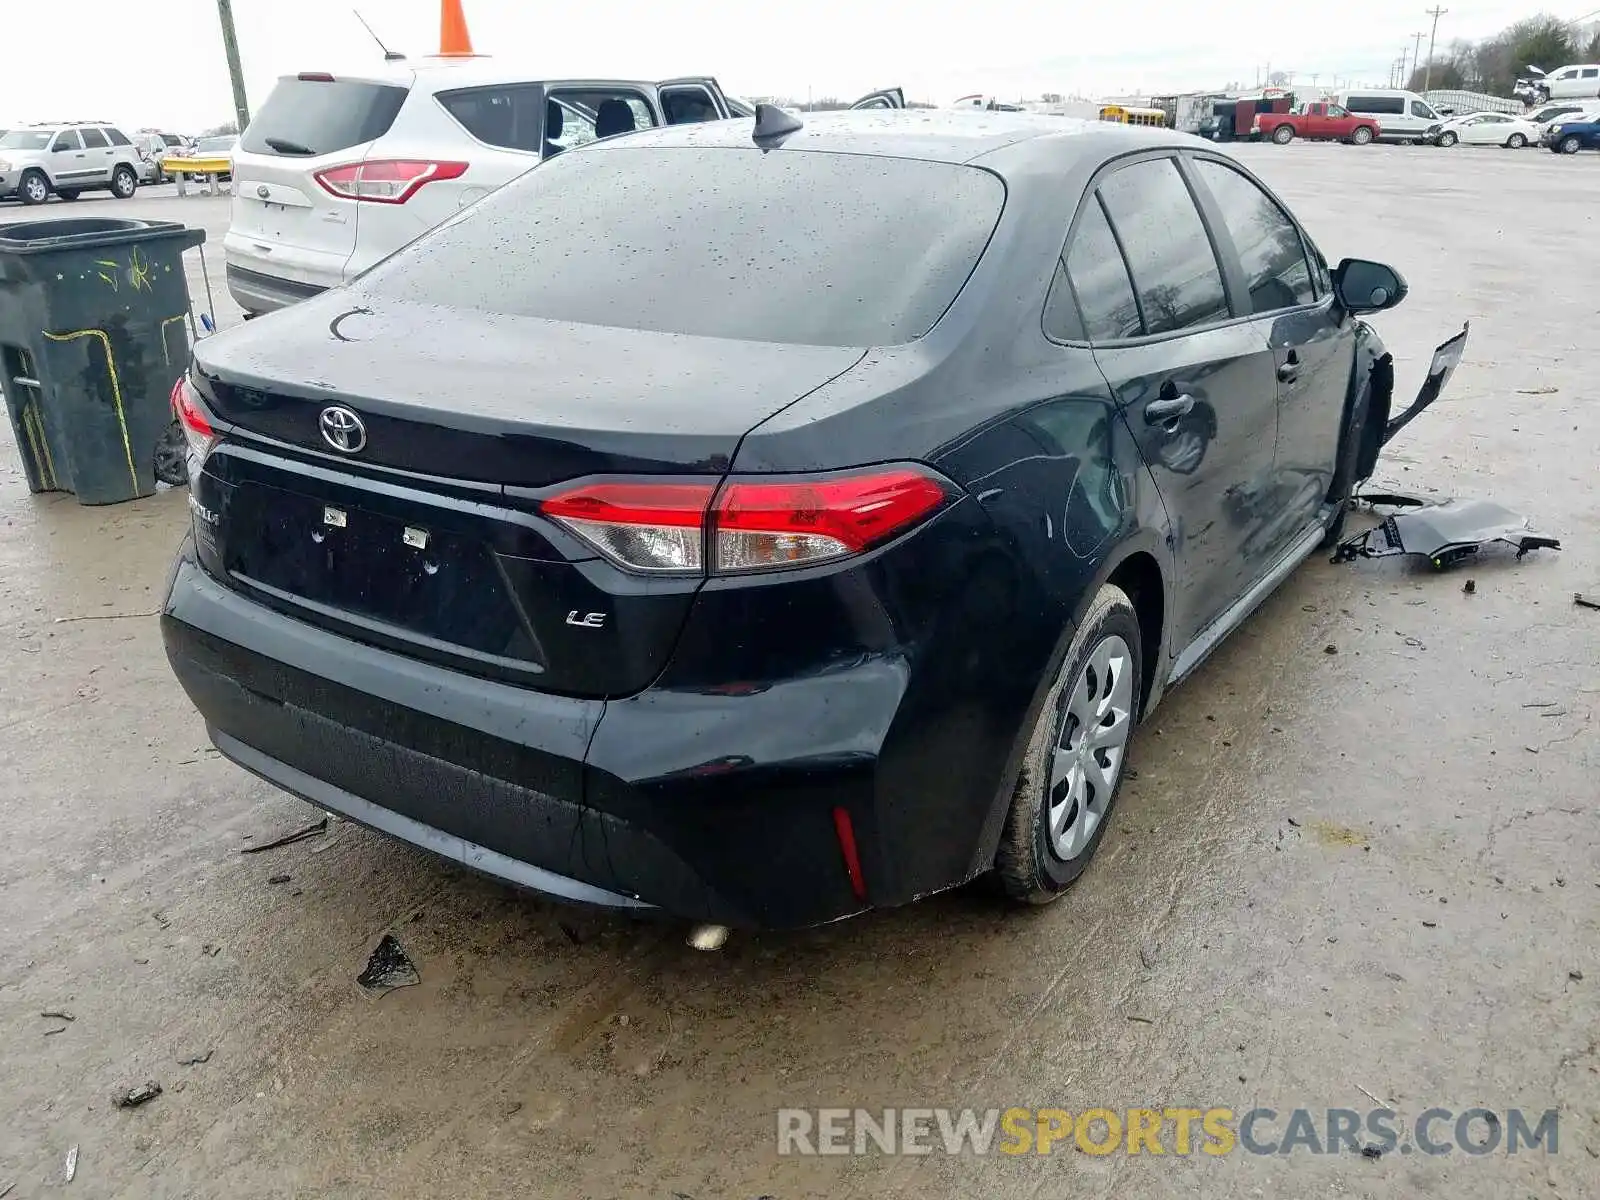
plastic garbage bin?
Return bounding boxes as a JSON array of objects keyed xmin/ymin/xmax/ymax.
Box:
[{"xmin": 0, "ymin": 216, "xmax": 206, "ymax": 505}]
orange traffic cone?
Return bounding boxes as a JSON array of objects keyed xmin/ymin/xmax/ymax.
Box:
[{"xmin": 438, "ymin": 0, "xmax": 476, "ymax": 56}]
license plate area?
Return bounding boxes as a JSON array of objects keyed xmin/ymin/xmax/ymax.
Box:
[{"xmin": 226, "ymin": 481, "xmax": 540, "ymax": 663}]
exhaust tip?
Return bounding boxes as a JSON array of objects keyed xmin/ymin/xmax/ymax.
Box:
[{"xmin": 687, "ymin": 923, "xmax": 730, "ymax": 952}]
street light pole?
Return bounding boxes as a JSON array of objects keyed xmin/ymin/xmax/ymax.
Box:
[
  {"xmin": 216, "ymin": 0, "xmax": 251, "ymax": 131},
  {"xmin": 1423, "ymin": 6, "xmax": 1448, "ymax": 93}
]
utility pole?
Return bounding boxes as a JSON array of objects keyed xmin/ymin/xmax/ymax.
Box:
[
  {"xmin": 1412, "ymin": 31, "xmax": 1426, "ymax": 86},
  {"xmin": 1423, "ymin": 6, "xmax": 1448, "ymax": 93},
  {"xmin": 216, "ymin": 0, "xmax": 251, "ymax": 131}
]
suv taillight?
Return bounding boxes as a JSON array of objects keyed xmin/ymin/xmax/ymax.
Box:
[
  {"xmin": 541, "ymin": 466, "xmax": 951, "ymax": 575},
  {"xmin": 313, "ymin": 159, "xmax": 469, "ymax": 204}
]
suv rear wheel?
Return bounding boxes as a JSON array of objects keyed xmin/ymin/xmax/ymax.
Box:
[
  {"xmin": 996, "ymin": 585, "xmax": 1143, "ymax": 903},
  {"xmin": 19, "ymin": 170, "xmax": 50, "ymax": 206},
  {"xmin": 111, "ymin": 165, "xmax": 138, "ymax": 199}
]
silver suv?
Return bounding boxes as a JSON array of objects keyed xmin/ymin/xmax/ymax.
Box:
[{"xmin": 0, "ymin": 122, "xmax": 144, "ymax": 205}]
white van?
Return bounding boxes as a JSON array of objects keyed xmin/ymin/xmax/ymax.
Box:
[{"xmin": 1335, "ymin": 90, "xmax": 1442, "ymax": 142}]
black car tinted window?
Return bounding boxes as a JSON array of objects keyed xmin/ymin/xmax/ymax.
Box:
[
  {"xmin": 358, "ymin": 147, "xmax": 1004, "ymax": 347},
  {"xmin": 1096, "ymin": 158, "xmax": 1230, "ymax": 336},
  {"xmin": 438, "ymin": 84, "xmax": 545, "ymax": 152},
  {"xmin": 240, "ymin": 77, "xmax": 408, "ymax": 156},
  {"xmin": 1061, "ymin": 196, "xmax": 1141, "ymax": 341},
  {"xmin": 1191, "ymin": 159, "xmax": 1314, "ymax": 314}
]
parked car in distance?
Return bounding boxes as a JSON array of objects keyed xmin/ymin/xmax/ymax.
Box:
[
  {"xmin": 222, "ymin": 62, "xmax": 756, "ymax": 318},
  {"xmin": 1543, "ymin": 110, "xmax": 1600, "ymax": 152},
  {"xmin": 0, "ymin": 122, "xmax": 143, "ymax": 204},
  {"xmin": 1336, "ymin": 89, "xmax": 1443, "ymax": 141},
  {"xmin": 1428, "ymin": 111, "xmax": 1541, "ymax": 148},
  {"xmin": 1525, "ymin": 102, "xmax": 1588, "ymax": 129},
  {"xmin": 135, "ymin": 132, "xmax": 191, "ymax": 182},
  {"xmin": 1523, "ymin": 63, "xmax": 1600, "ymax": 103},
  {"xmin": 1255, "ymin": 102, "xmax": 1379, "ymax": 144},
  {"xmin": 162, "ymin": 109, "xmax": 1466, "ymax": 930}
]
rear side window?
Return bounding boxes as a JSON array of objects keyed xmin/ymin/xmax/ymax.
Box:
[
  {"xmin": 105, "ymin": 127, "xmax": 132, "ymax": 147},
  {"xmin": 1347, "ymin": 95, "xmax": 1404, "ymax": 115},
  {"xmin": 79, "ymin": 128, "xmax": 109, "ymax": 149},
  {"xmin": 240, "ymin": 76, "xmax": 408, "ymax": 156},
  {"xmin": 357, "ymin": 147, "xmax": 1004, "ymax": 347},
  {"xmin": 438, "ymin": 84, "xmax": 544, "ymax": 152},
  {"xmin": 1191, "ymin": 159, "xmax": 1314, "ymax": 314},
  {"xmin": 1059, "ymin": 197, "xmax": 1141, "ymax": 341},
  {"xmin": 1096, "ymin": 158, "xmax": 1230, "ymax": 336}
]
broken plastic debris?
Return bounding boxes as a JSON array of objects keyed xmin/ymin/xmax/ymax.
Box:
[
  {"xmin": 239, "ymin": 817, "xmax": 328, "ymax": 854},
  {"xmin": 114, "ymin": 1081, "xmax": 163, "ymax": 1108},
  {"xmin": 64, "ymin": 1145, "xmax": 78, "ymax": 1182},
  {"xmin": 1334, "ymin": 497, "xmax": 1560, "ymax": 569},
  {"xmin": 357, "ymin": 934, "xmax": 421, "ymax": 995}
]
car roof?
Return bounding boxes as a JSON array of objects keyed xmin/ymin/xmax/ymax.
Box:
[
  {"xmin": 584, "ymin": 108, "xmax": 1192, "ymax": 166},
  {"xmin": 279, "ymin": 58, "xmax": 671, "ymax": 93}
]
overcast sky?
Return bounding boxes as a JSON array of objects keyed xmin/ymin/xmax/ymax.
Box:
[{"xmin": 1, "ymin": 0, "xmax": 1585, "ymax": 131}]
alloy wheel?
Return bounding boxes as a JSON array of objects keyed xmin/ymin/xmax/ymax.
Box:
[{"xmin": 1046, "ymin": 634, "xmax": 1135, "ymax": 861}]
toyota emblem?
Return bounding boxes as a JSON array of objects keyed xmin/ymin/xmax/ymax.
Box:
[
  {"xmin": 319, "ymin": 405, "xmax": 367, "ymax": 453},
  {"xmin": 257, "ymin": 184, "xmax": 270, "ymax": 199}
]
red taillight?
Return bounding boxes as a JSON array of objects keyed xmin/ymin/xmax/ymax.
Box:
[
  {"xmin": 313, "ymin": 159, "xmax": 469, "ymax": 204},
  {"xmin": 540, "ymin": 467, "xmax": 949, "ymax": 575},
  {"xmin": 170, "ymin": 375, "xmax": 218, "ymax": 465},
  {"xmin": 542, "ymin": 481, "xmax": 715, "ymax": 573}
]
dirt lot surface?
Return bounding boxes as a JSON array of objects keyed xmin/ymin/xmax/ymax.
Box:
[{"xmin": 1, "ymin": 148, "xmax": 1596, "ymax": 1198}]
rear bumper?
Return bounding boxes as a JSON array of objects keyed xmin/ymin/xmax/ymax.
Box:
[
  {"xmin": 224, "ymin": 263, "xmax": 328, "ymax": 316},
  {"xmin": 161, "ymin": 545, "xmax": 879, "ymax": 928}
]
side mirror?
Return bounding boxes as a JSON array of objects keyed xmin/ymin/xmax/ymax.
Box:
[{"xmin": 1332, "ymin": 258, "xmax": 1407, "ymax": 314}]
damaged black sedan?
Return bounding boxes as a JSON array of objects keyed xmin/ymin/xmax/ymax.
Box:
[{"xmin": 161, "ymin": 109, "xmax": 1464, "ymax": 929}]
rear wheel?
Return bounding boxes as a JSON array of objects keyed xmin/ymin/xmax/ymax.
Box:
[
  {"xmin": 1559, "ymin": 134, "xmax": 1581, "ymax": 154},
  {"xmin": 997, "ymin": 585, "xmax": 1142, "ymax": 903},
  {"xmin": 19, "ymin": 170, "xmax": 50, "ymax": 205},
  {"xmin": 1271, "ymin": 124, "xmax": 1295, "ymax": 145},
  {"xmin": 1351, "ymin": 126, "xmax": 1374, "ymax": 145},
  {"xmin": 111, "ymin": 164, "xmax": 138, "ymax": 199},
  {"xmin": 1506, "ymin": 132, "xmax": 1527, "ymax": 148}
]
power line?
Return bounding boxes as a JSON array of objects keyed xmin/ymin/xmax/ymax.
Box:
[{"xmin": 1424, "ymin": 6, "xmax": 1448, "ymax": 94}]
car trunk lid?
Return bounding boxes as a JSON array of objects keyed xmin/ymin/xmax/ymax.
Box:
[{"xmin": 188, "ymin": 296, "xmax": 866, "ymax": 697}]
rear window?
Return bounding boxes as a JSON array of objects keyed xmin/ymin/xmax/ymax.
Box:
[
  {"xmin": 356, "ymin": 147, "xmax": 1005, "ymax": 347},
  {"xmin": 240, "ymin": 76, "xmax": 408, "ymax": 157}
]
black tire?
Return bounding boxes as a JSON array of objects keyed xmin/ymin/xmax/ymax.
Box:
[
  {"xmin": 1437, "ymin": 131, "xmax": 1458, "ymax": 147},
  {"xmin": 1559, "ymin": 135, "xmax": 1581, "ymax": 154},
  {"xmin": 56, "ymin": 188, "xmax": 80, "ymax": 201},
  {"xmin": 111, "ymin": 164, "xmax": 138, "ymax": 199},
  {"xmin": 153, "ymin": 419, "xmax": 189, "ymax": 487},
  {"xmin": 997, "ymin": 585, "xmax": 1143, "ymax": 904},
  {"xmin": 1271, "ymin": 124, "xmax": 1294, "ymax": 145},
  {"xmin": 1507, "ymin": 133, "xmax": 1527, "ymax": 149},
  {"xmin": 1350, "ymin": 126, "xmax": 1374, "ymax": 145},
  {"xmin": 18, "ymin": 170, "xmax": 51, "ymax": 206}
]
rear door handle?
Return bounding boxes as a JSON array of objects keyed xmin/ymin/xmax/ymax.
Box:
[{"xmin": 1145, "ymin": 393, "xmax": 1195, "ymax": 424}]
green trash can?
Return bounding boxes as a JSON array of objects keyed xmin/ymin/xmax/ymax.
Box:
[{"xmin": 0, "ymin": 216, "xmax": 206, "ymax": 505}]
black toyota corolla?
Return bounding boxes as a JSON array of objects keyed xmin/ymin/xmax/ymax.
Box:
[{"xmin": 162, "ymin": 109, "xmax": 1465, "ymax": 929}]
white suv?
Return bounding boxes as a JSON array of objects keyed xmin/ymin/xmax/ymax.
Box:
[
  {"xmin": 224, "ymin": 61, "xmax": 750, "ymax": 317},
  {"xmin": 0, "ymin": 122, "xmax": 145, "ymax": 205}
]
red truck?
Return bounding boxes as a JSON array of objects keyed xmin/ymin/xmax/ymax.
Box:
[{"xmin": 1255, "ymin": 102, "xmax": 1380, "ymax": 145}]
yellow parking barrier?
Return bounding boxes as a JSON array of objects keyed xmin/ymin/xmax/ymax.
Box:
[{"xmin": 160, "ymin": 156, "xmax": 233, "ymax": 197}]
